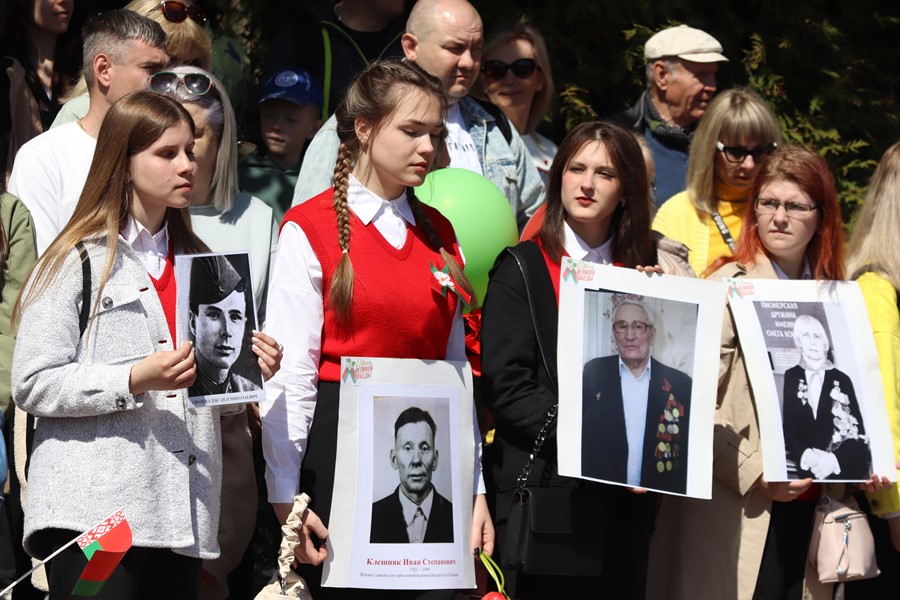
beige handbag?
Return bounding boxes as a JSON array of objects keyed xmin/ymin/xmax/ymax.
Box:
[
  {"xmin": 807, "ymin": 494, "xmax": 880, "ymax": 584},
  {"xmin": 254, "ymin": 493, "xmax": 315, "ymax": 600}
]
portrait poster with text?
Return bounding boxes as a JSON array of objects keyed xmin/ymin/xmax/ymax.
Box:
[
  {"xmin": 323, "ymin": 357, "xmax": 476, "ymax": 590},
  {"xmin": 557, "ymin": 260, "xmax": 725, "ymax": 499},
  {"xmin": 175, "ymin": 251, "xmax": 263, "ymax": 408},
  {"xmin": 724, "ymin": 278, "xmax": 896, "ymax": 483}
]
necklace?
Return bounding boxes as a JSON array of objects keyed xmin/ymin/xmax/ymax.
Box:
[{"xmin": 76, "ymin": 118, "xmax": 87, "ymax": 133}]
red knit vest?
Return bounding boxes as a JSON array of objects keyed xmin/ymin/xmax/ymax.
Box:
[
  {"xmin": 150, "ymin": 246, "xmax": 177, "ymax": 343},
  {"xmin": 282, "ymin": 189, "xmax": 464, "ymax": 382}
]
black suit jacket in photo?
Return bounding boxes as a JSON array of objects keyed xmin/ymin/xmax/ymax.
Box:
[
  {"xmin": 581, "ymin": 355, "xmax": 693, "ymax": 494},
  {"xmin": 782, "ymin": 364, "xmax": 872, "ymax": 480},
  {"xmin": 369, "ymin": 486, "xmax": 454, "ymax": 544}
]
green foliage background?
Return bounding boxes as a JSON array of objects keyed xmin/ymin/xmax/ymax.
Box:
[{"xmin": 211, "ymin": 0, "xmax": 900, "ymax": 219}]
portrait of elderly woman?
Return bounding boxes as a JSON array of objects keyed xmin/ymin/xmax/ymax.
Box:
[
  {"xmin": 186, "ymin": 253, "xmax": 263, "ymax": 399},
  {"xmin": 782, "ymin": 314, "xmax": 872, "ymax": 480}
]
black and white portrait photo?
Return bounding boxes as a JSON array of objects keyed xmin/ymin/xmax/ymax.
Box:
[
  {"xmin": 370, "ymin": 398, "xmax": 454, "ymax": 544},
  {"xmin": 176, "ymin": 252, "xmax": 263, "ymax": 406},
  {"xmin": 723, "ymin": 278, "xmax": 895, "ymax": 484},
  {"xmin": 753, "ymin": 301, "xmax": 872, "ymax": 480}
]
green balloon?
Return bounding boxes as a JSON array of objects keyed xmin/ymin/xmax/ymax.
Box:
[{"xmin": 415, "ymin": 168, "xmax": 518, "ymax": 309}]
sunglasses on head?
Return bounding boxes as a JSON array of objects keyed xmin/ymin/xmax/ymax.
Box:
[
  {"xmin": 481, "ymin": 58, "xmax": 538, "ymax": 81},
  {"xmin": 156, "ymin": 1, "xmax": 207, "ymax": 26},
  {"xmin": 149, "ymin": 71, "xmax": 215, "ymax": 97}
]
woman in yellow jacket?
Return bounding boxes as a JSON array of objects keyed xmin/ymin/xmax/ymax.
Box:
[
  {"xmin": 844, "ymin": 141, "xmax": 900, "ymax": 598},
  {"xmin": 652, "ymin": 88, "xmax": 780, "ymax": 277}
]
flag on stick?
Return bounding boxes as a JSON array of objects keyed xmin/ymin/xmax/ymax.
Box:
[{"xmin": 71, "ymin": 509, "xmax": 133, "ymax": 596}]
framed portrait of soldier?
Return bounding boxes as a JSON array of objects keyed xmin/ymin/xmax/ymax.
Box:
[
  {"xmin": 175, "ymin": 251, "xmax": 264, "ymax": 407},
  {"xmin": 323, "ymin": 357, "xmax": 477, "ymax": 590},
  {"xmin": 723, "ymin": 278, "xmax": 896, "ymax": 483},
  {"xmin": 556, "ymin": 260, "xmax": 726, "ymax": 499}
]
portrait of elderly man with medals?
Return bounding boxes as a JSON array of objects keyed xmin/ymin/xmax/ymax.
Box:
[{"xmin": 581, "ymin": 296, "xmax": 694, "ymax": 494}]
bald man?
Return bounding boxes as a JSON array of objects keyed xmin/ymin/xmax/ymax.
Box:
[{"xmin": 291, "ymin": 0, "xmax": 545, "ymax": 232}]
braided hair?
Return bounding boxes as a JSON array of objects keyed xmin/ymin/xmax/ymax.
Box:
[{"xmin": 328, "ymin": 58, "xmax": 475, "ymax": 327}]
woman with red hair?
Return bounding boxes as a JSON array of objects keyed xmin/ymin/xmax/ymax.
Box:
[{"xmin": 648, "ymin": 145, "xmax": 872, "ymax": 600}]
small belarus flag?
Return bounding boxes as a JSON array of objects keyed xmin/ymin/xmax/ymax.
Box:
[{"xmin": 71, "ymin": 509, "xmax": 133, "ymax": 596}]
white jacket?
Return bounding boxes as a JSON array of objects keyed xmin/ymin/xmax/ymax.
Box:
[{"xmin": 12, "ymin": 237, "xmax": 222, "ymax": 560}]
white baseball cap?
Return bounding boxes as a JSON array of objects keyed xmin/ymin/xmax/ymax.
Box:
[{"xmin": 644, "ymin": 24, "xmax": 728, "ymax": 63}]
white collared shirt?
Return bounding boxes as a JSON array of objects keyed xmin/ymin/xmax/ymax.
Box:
[
  {"xmin": 619, "ymin": 357, "xmax": 652, "ymax": 486},
  {"xmin": 261, "ymin": 175, "xmax": 480, "ymax": 503},
  {"xmin": 398, "ymin": 487, "xmax": 435, "ymax": 543},
  {"xmin": 563, "ymin": 221, "xmax": 614, "ymax": 265},
  {"xmin": 120, "ymin": 215, "xmax": 169, "ymax": 278}
]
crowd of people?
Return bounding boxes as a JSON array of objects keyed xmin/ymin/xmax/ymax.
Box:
[{"xmin": 0, "ymin": 1, "xmax": 897, "ymax": 600}]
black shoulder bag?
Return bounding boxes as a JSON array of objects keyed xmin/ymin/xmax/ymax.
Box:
[{"xmin": 499, "ymin": 242, "xmax": 607, "ymax": 577}]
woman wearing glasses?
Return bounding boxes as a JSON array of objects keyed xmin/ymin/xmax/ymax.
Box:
[
  {"xmin": 652, "ymin": 87, "xmax": 781, "ymax": 277},
  {"xmin": 150, "ymin": 66, "xmax": 279, "ymax": 599},
  {"xmin": 480, "ymin": 120, "xmax": 692, "ymax": 600},
  {"xmin": 648, "ymin": 145, "xmax": 865, "ymax": 600},
  {"xmin": 477, "ymin": 22, "xmax": 557, "ymax": 185},
  {"xmin": 12, "ymin": 90, "xmax": 280, "ymax": 599}
]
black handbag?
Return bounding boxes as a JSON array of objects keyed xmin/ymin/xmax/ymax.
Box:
[
  {"xmin": 499, "ymin": 243, "xmax": 607, "ymax": 576},
  {"xmin": 503, "ymin": 482, "xmax": 608, "ymax": 575}
]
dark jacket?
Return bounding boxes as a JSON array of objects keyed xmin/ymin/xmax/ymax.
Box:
[
  {"xmin": 263, "ymin": 1, "xmax": 407, "ymax": 120},
  {"xmin": 782, "ymin": 364, "xmax": 871, "ymax": 480},
  {"xmin": 581, "ymin": 355, "xmax": 693, "ymax": 494},
  {"xmin": 369, "ymin": 486, "xmax": 454, "ymax": 543}
]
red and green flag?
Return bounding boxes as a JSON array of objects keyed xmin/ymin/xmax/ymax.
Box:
[{"xmin": 71, "ymin": 509, "xmax": 133, "ymax": 596}]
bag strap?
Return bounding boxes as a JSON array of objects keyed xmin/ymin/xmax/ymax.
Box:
[
  {"xmin": 75, "ymin": 241, "xmax": 91, "ymax": 336},
  {"xmin": 711, "ymin": 211, "xmax": 737, "ymax": 251},
  {"xmin": 26, "ymin": 242, "xmax": 91, "ymax": 479},
  {"xmin": 504, "ymin": 242, "xmax": 559, "ymax": 492}
]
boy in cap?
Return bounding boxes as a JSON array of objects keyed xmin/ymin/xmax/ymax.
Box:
[
  {"xmin": 238, "ymin": 69, "xmax": 323, "ymax": 222},
  {"xmin": 610, "ymin": 24, "xmax": 728, "ymax": 206}
]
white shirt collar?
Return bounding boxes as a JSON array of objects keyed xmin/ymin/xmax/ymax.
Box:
[
  {"xmin": 396, "ymin": 485, "xmax": 434, "ymax": 525},
  {"xmin": 563, "ymin": 221, "xmax": 614, "ymax": 264},
  {"xmin": 618, "ymin": 355, "xmax": 652, "ymax": 381},
  {"xmin": 120, "ymin": 214, "xmax": 169, "ymax": 256},
  {"xmin": 347, "ymin": 173, "xmax": 416, "ymax": 227}
]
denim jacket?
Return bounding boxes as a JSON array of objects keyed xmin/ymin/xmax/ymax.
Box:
[{"xmin": 292, "ymin": 96, "xmax": 545, "ymax": 231}]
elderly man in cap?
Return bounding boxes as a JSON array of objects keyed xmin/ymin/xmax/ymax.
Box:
[
  {"xmin": 188, "ymin": 254, "xmax": 260, "ymax": 398},
  {"xmin": 611, "ymin": 24, "xmax": 728, "ymax": 206}
]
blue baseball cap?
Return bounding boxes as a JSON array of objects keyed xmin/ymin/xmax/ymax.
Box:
[{"xmin": 258, "ymin": 69, "xmax": 323, "ymax": 108}]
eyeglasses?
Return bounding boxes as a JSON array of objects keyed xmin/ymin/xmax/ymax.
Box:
[
  {"xmin": 716, "ymin": 141, "xmax": 778, "ymax": 164},
  {"xmin": 156, "ymin": 1, "xmax": 207, "ymax": 26},
  {"xmin": 612, "ymin": 320, "xmax": 653, "ymax": 334},
  {"xmin": 149, "ymin": 71, "xmax": 215, "ymax": 96},
  {"xmin": 481, "ymin": 58, "xmax": 538, "ymax": 81},
  {"xmin": 755, "ymin": 198, "xmax": 819, "ymax": 217}
]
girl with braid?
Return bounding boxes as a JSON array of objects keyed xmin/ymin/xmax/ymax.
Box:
[{"xmin": 260, "ymin": 58, "xmax": 494, "ymax": 599}]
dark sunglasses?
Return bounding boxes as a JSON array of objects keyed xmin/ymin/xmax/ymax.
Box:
[
  {"xmin": 716, "ymin": 141, "xmax": 778, "ymax": 164},
  {"xmin": 481, "ymin": 58, "xmax": 538, "ymax": 81},
  {"xmin": 156, "ymin": 1, "xmax": 207, "ymax": 26},
  {"xmin": 149, "ymin": 71, "xmax": 215, "ymax": 96}
]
